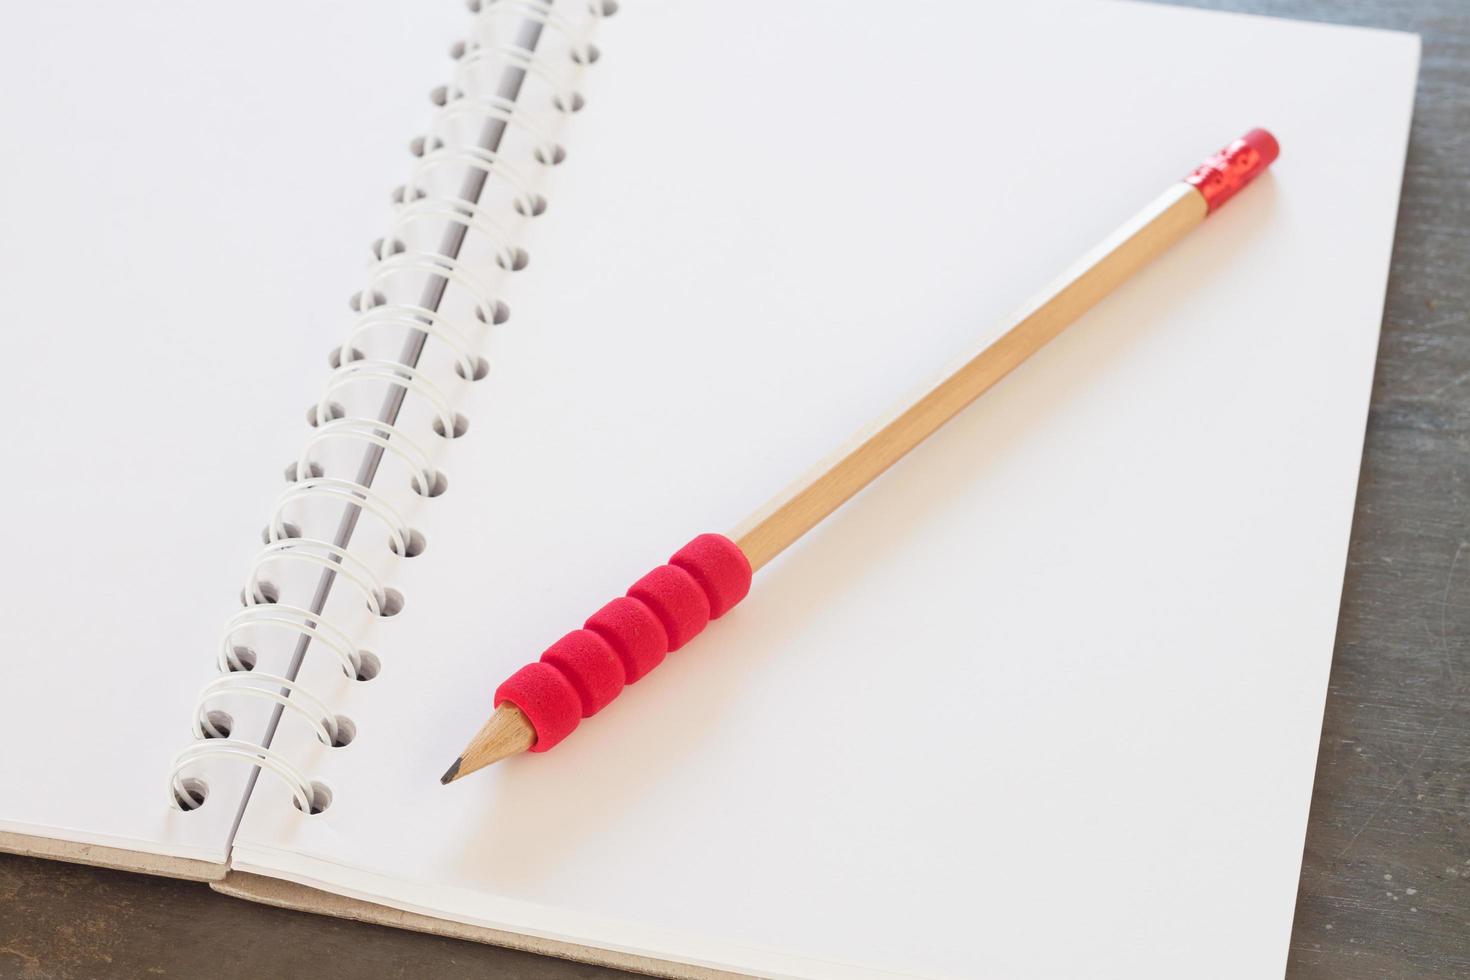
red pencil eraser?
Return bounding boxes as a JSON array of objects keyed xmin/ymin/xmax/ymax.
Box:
[
  {"xmin": 1184, "ymin": 128, "xmax": 1279, "ymax": 214},
  {"xmin": 1241, "ymin": 128, "xmax": 1280, "ymax": 167}
]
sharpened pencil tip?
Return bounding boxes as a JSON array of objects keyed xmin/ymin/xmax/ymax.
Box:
[{"xmin": 443, "ymin": 703, "xmax": 537, "ymax": 785}]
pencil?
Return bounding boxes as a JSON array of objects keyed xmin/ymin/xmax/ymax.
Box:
[{"xmin": 442, "ymin": 128, "xmax": 1280, "ymax": 785}]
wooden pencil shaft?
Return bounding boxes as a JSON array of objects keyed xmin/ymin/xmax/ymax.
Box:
[{"xmin": 730, "ymin": 182, "xmax": 1209, "ymax": 572}]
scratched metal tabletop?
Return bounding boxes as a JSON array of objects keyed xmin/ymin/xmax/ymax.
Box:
[{"xmin": 2, "ymin": 1, "xmax": 1467, "ymax": 977}]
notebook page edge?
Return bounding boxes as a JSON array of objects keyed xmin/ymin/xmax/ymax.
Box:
[
  {"xmin": 0, "ymin": 828, "xmax": 226, "ymax": 882},
  {"xmin": 224, "ymin": 848, "xmax": 921, "ymax": 980},
  {"xmin": 1260, "ymin": 24, "xmax": 1422, "ymax": 975},
  {"xmin": 214, "ymin": 870, "xmax": 745, "ymax": 980}
]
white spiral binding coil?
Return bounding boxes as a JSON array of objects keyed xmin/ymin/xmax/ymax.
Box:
[
  {"xmin": 297, "ymin": 417, "xmax": 442, "ymax": 498},
  {"xmin": 316, "ymin": 359, "xmax": 461, "ymax": 439},
  {"xmin": 268, "ymin": 477, "xmax": 416, "ymax": 557},
  {"xmin": 404, "ymin": 143, "xmax": 545, "ymax": 219},
  {"xmin": 429, "ymin": 94, "xmax": 563, "ymax": 166},
  {"xmin": 463, "ymin": 0, "xmax": 599, "ymax": 63},
  {"xmin": 342, "ymin": 303, "xmax": 485, "ymax": 380},
  {"xmin": 194, "ymin": 673, "xmax": 342, "ymax": 745},
  {"xmin": 389, "ymin": 193, "xmax": 523, "ymax": 272},
  {"xmin": 220, "ymin": 602, "xmax": 366, "ymax": 676},
  {"xmin": 246, "ymin": 538, "xmax": 389, "ymax": 616},
  {"xmin": 168, "ymin": 0, "xmax": 614, "ymax": 812}
]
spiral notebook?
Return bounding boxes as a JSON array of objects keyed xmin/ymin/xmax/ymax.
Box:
[{"xmin": 0, "ymin": 1, "xmax": 1418, "ymax": 977}]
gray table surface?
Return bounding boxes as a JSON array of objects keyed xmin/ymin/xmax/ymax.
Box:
[{"xmin": 3, "ymin": 1, "xmax": 1468, "ymax": 977}]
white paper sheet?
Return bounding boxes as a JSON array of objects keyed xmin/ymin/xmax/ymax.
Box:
[
  {"xmin": 0, "ymin": 1, "xmax": 463, "ymax": 865},
  {"xmin": 224, "ymin": 1, "xmax": 1413, "ymax": 976}
]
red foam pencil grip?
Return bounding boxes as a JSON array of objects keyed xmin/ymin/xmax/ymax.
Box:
[{"xmin": 494, "ymin": 533, "xmax": 753, "ymax": 752}]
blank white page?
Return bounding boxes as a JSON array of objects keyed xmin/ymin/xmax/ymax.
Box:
[
  {"xmin": 0, "ymin": 1, "xmax": 460, "ymax": 866},
  {"xmin": 232, "ymin": 1, "xmax": 1419, "ymax": 975}
]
